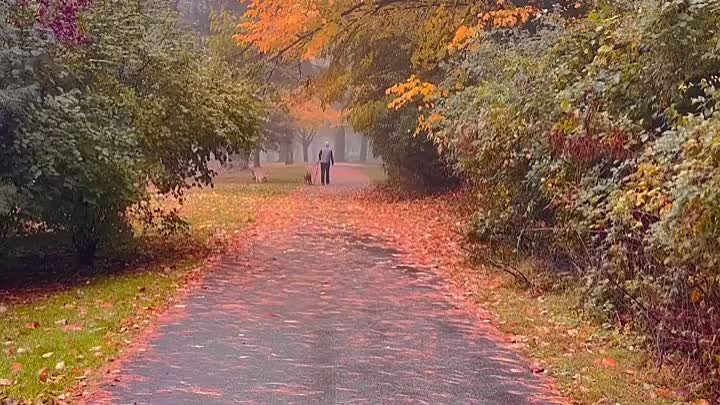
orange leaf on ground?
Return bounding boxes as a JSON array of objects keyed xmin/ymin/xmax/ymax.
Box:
[
  {"xmin": 593, "ymin": 357, "xmax": 616, "ymax": 368},
  {"xmin": 655, "ymin": 387, "xmax": 675, "ymax": 399},
  {"xmin": 62, "ymin": 323, "xmax": 84, "ymax": 332},
  {"xmin": 38, "ymin": 367, "xmax": 48, "ymax": 382}
]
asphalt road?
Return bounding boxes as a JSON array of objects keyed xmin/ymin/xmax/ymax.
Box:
[{"xmin": 92, "ymin": 166, "xmax": 563, "ymax": 405}]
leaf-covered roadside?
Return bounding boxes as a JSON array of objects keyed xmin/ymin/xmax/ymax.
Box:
[
  {"xmin": 413, "ymin": 3, "xmax": 720, "ymax": 399},
  {"xmin": 345, "ymin": 187, "xmax": 693, "ymax": 405}
]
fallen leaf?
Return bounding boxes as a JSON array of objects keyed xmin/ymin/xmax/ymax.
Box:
[
  {"xmin": 655, "ymin": 387, "xmax": 675, "ymax": 399},
  {"xmin": 25, "ymin": 322, "xmax": 40, "ymax": 329},
  {"xmin": 62, "ymin": 323, "xmax": 84, "ymax": 332},
  {"xmin": 55, "ymin": 361, "xmax": 65, "ymax": 371},
  {"xmin": 0, "ymin": 378, "xmax": 12, "ymax": 386},
  {"xmin": 690, "ymin": 287, "xmax": 703, "ymax": 304},
  {"xmin": 10, "ymin": 362, "xmax": 22, "ymax": 374},
  {"xmin": 690, "ymin": 400, "xmax": 710, "ymax": 405},
  {"xmin": 530, "ymin": 363, "xmax": 545, "ymax": 374},
  {"xmin": 41, "ymin": 352, "xmax": 54, "ymax": 358},
  {"xmin": 38, "ymin": 368, "xmax": 48, "ymax": 382},
  {"xmin": 593, "ymin": 357, "xmax": 616, "ymax": 368}
]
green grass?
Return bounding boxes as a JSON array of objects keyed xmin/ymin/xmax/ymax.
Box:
[
  {"xmin": 0, "ymin": 167, "xmax": 299, "ymax": 402},
  {"xmin": 463, "ymin": 263, "xmax": 684, "ymax": 405},
  {"xmin": 175, "ymin": 172, "xmax": 298, "ymax": 241},
  {"xmin": 363, "ymin": 165, "xmax": 387, "ymax": 184},
  {"xmin": 0, "ymin": 262, "xmax": 200, "ymax": 401},
  {"xmin": 212, "ymin": 164, "xmax": 310, "ymax": 186}
]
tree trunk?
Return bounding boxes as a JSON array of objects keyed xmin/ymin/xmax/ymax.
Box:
[
  {"xmin": 285, "ymin": 138, "xmax": 294, "ymax": 165},
  {"xmin": 334, "ymin": 126, "xmax": 346, "ymax": 162},
  {"xmin": 360, "ymin": 136, "xmax": 368, "ymax": 162},
  {"xmin": 302, "ymin": 142, "xmax": 309, "ymax": 163},
  {"xmin": 239, "ymin": 151, "xmax": 250, "ymax": 170},
  {"xmin": 253, "ymin": 149, "xmax": 261, "ymax": 167},
  {"xmin": 278, "ymin": 142, "xmax": 287, "ymax": 162}
]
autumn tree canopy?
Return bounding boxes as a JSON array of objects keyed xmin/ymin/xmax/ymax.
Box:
[{"xmin": 235, "ymin": 0, "xmax": 579, "ymax": 186}]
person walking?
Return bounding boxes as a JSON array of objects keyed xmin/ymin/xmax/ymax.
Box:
[{"xmin": 318, "ymin": 141, "xmax": 334, "ymax": 185}]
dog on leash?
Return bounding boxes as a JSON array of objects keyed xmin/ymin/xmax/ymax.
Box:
[{"xmin": 304, "ymin": 170, "xmax": 313, "ymax": 185}]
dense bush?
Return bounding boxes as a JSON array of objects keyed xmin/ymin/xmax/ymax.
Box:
[
  {"xmin": 420, "ymin": 0, "xmax": 720, "ymax": 394},
  {"xmin": 0, "ymin": 0, "xmax": 261, "ymax": 263},
  {"xmin": 350, "ymin": 101, "xmax": 451, "ymax": 191}
]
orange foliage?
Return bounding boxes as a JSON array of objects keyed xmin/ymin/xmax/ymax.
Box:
[
  {"xmin": 448, "ymin": 25, "xmax": 477, "ymax": 52},
  {"xmin": 479, "ymin": 6, "xmax": 538, "ymax": 28},
  {"xmin": 445, "ymin": 7, "xmax": 539, "ymax": 54},
  {"xmin": 416, "ymin": 112, "xmax": 444, "ymax": 134},
  {"xmin": 286, "ymin": 97, "xmax": 343, "ymax": 129},
  {"xmin": 234, "ymin": 0, "xmax": 322, "ymax": 59},
  {"xmin": 385, "ymin": 75, "xmax": 443, "ymax": 111},
  {"xmin": 385, "ymin": 76, "xmax": 445, "ymax": 136}
]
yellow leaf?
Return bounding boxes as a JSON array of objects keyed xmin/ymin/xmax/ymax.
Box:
[
  {"xmin": 448, "ymin": 25, "xmax": 474, "ymax": 51},
  {"xmin": 690, "ymin": 288, "xmax": 703, "ymax": 304},
  {"xmin": 560, "ymin": 99, "xmax": 572, "ymax": 113}
]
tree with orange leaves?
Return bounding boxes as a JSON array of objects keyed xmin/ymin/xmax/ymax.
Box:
[
  {"xmin": 236, "ymin": 0, "xmax": 586, "ymax": 187},
  {"xmin": 286, "ymin": 97, "xmax": 342, "ymax": 162}
]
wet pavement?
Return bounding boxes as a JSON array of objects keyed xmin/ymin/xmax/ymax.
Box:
[{"xmin": 91, "ymin": 165, "xmax": 563, "ymax": 405}]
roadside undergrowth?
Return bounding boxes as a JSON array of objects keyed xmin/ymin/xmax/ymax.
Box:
[{"xmin": 349, "ymin": 187, "xmax": 697, "ymax": 405}]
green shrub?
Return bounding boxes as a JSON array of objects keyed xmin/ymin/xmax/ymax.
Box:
[
  {"xmin": 0, "ymin": 0, "xmax": 262, "ymax": 263},
  {"xmin": 427, "ymin": 0, "xmax": 720, "ymax": 393},
  {"xmin": 14, "ymin": 92, "xmax": 144, "ymax": 263}
]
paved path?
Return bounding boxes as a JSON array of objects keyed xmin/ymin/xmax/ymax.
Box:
[{"xmin": 91, "ymin": 165, "xmax": 563, "ymax": 405}]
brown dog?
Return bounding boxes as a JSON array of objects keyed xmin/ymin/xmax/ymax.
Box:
[{"xmin": 304, "ymin": 171, "xmax": 313, "ymax": 185}]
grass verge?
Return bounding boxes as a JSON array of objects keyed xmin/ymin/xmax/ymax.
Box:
[
  {"xmin": 458, "ymin": 262, "xmax": 696, "ymax": 405},
  {"xmin": 0, "ymin": 166, "xmax": 300, "ymax": 403},
  {"xmin": 363, "ymin": 165, "xmax": 387, "ymax": 184},
  {"xmin": 0, "ymin": 256, "xmax": 203, "ymax": 401}
]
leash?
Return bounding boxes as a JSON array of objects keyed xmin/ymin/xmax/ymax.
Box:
[{"xmin": 312, "ymin": 161, "xmax": 320, "ymax": 185}]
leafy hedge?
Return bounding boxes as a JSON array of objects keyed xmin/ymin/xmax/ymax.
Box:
[
  {"xmin": 421, "ymin": 0, "xmax": 720, "ymax": 395},
  {"xmin": 0, "ymin": 0, "xmax": 261, "ymax": 262}
]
